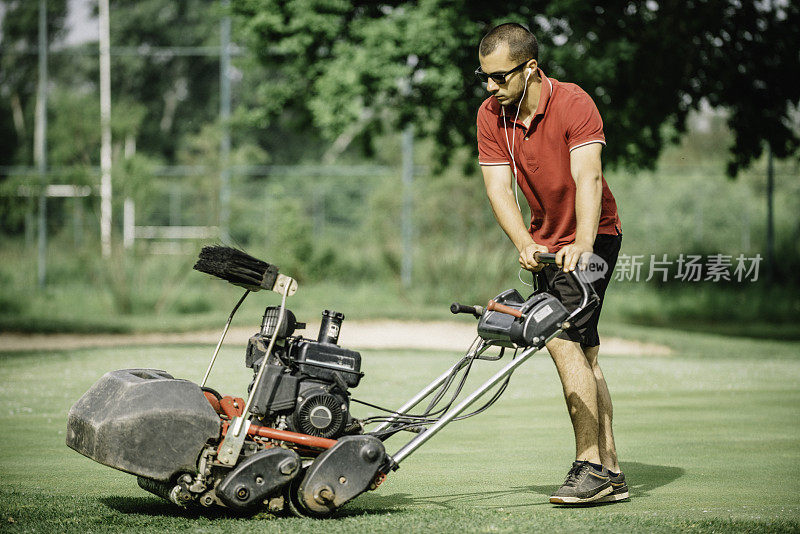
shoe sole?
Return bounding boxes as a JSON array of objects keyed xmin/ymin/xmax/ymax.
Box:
[
  {"xmin": 549, "ymin": 485, "xmax": 613, "ymax": 504},
  {"xmin": 596, "ymin": 489, "xmax": 630, "ymax": 502}
]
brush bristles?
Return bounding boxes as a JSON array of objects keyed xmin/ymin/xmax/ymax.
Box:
[{"xmin": 193, "ymin": 246, "xmax": 277, "ymax": 290}]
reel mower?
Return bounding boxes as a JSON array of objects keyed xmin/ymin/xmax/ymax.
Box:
[{"xmin": 66, "ymin": 246, "xmax": 597, "ymax": 517}]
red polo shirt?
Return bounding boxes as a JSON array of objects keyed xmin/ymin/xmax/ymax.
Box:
[{"xmin": 477, "ymin": 69, "xmax": 621, "ymax": 252}]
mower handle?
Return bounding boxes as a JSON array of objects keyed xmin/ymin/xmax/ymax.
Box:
[
  {"xmin": 450, "ymin": 302, "xmax": 485, "ymax": 318},
  {"xmin": 491, "ymin": 250, "xmax": 598, "ymax": 321},
  {"xmin": 535, "ymin": 250, "xmax": 599, "ymax": 322},
  {"xmin": 533, "ymin": 251, "xmax": 556, "ymax": 264},
  {"xmin": 451, "ymin": 251, "xmax": 597, "ymax": 321}
]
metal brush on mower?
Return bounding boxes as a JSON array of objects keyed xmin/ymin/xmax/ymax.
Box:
[{"xmin": 66, "ymin": 246, "xmax": 597, "ymax": 517}]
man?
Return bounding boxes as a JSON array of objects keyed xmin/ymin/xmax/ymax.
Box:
[{"xmin": 475, "ymin": 22, "xmax": 627, "ymax": 505}]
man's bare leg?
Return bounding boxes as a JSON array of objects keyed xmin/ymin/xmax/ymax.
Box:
[
  {"xmin": 584, "ymin": 345, "xmax": 620, "ymax": 472},
  {"xmin": 546, "ymin": 337, "xmax": 601, "ymax": 464}
]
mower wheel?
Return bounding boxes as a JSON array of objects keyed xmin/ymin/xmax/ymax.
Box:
[{"xmin": 283, "ymin": 469, "xmax": 334, "ymax": 518}]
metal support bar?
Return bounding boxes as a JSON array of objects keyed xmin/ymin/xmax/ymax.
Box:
[
  {"xmin": 200, "ymin": 289, "xmax": 250, "ymax": 387},
  {"xmin": 390, "ymin": 342, "xmax": 548, "ymax": 465},
  {"xmin": 133, "ymin": 225, "xmax": 219, "ymax": 240},
  {"xmin": 217, "ymin": 417, "xmax": 250, "ymax": 466},
  {"xmin": 8, "ymin": 45, "xmax": 246, "ymax": 57},
  {"xmin": 387, "ymin": 269, "xmax": 590, "ymax": 463},
  {"xmin": 232, "ymin": 282, "xmax": 290, "ymax": 437},
  {"xmin": 567, "ymin": 272, "xmax": 592, "ymax": 322}
]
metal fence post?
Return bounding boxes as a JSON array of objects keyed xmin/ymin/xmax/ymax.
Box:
[
  {"xmin": 219, "ymin": 0, "xmax": 231, "ymax": 244},
  {"xmin": 766, "ymin": 145, "xmax": 775, "ymax": 281},
  {"xmin": 35, "ymin": 0, "xmax": 48, "ymax": 287},
  {"xmin": 123, "ymin": 198, "xmax": 135, "ymax": 249},
  {"xmin": 99, "ymin": 0, "xmax": 113, "ymax": 257},
  {"xmin": 401, "ymin": 125, "xmax": 414, "ymax": 288}
]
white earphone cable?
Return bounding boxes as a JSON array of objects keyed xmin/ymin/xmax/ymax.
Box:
[
  {"xmin": 501, "ymin": 68, "xmax": 531, "ymax": 213},
  {"xmin": 501, "ymin": 69, "xmax": 534, "ymax": 287}
]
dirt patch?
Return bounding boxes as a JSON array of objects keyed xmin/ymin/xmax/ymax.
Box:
[{"xmin": 0, "ymin": 320, "xmax": 671, "ymax": 355}]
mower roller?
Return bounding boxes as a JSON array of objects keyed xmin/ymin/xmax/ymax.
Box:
[{"xmin": 66, "ymin": 246, "xmax": 598, "ymax": 517}]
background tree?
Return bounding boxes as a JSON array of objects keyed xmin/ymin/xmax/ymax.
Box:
[
  {"xmin": 97, "ymin": 0, "xmax": 223, "ymax": 160},
  {"xmin": 232, "ymin": 0, "xmax": 800, "ymax": 175},
  {"xmin": 0, "ymin": 0, "xmax": 68, "ymax": 167}
]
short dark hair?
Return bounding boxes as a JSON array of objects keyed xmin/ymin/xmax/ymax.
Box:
[{"xmin": 479, "ymin": 23, "xmax": 538, "ymax": 64}]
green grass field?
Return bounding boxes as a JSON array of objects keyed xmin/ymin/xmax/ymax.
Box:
[{"xmin": 1, "ymin": 327, "xmax": 799, "ymax": 533}]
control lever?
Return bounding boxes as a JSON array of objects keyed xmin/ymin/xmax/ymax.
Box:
[{"xmin": 486, "ymin": 300, "xmax": 523, "ymax": 318}]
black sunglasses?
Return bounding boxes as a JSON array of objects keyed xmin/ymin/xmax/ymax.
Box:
[{"xmin": 474, "ymin": 60, "xmax": 531, "ymax": 84}]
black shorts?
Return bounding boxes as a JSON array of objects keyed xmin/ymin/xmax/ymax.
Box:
[{"xmin": 536, "ymin": 233, "xmax": 622, "ymax": 348}]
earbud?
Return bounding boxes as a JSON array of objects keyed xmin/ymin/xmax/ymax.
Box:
[{"xmin": 525, "ymin": 68, "xmax": 532, "ymax": 76}]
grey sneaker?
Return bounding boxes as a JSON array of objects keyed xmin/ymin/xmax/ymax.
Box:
[
  {"xmin": 597, "ymin": 471, "xmax": 629, "ymax": 502},
  {"xmin": 549, "ymin": 461, "xmax": 613, "ymax": 504}
]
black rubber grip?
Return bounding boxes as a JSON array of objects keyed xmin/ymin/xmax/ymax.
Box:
[
  {"xmin": 451, "ymin": 302, "xmax": 477, "ymax": 315},
  {"xmin": 533, "ymin": 252, "xmax": 557, "ymax": 264}
]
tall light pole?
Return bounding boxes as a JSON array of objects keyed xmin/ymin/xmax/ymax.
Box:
[
  {"xmin": 766, "ymin": 145, "xmax": 775, "ymax": 281},
  {"xmin": 99, "ymin": 0, "xmax": 112, "ymax": 256},
  {"xmin": 401, "ymin": 124, "xmax": 414, "ymax": 288},
  {"xmin": 219, "ymin": 0, "xmax": 231, "ymax": 244},
  {"xmin": 35, "ymin": 0, "xmax": 48, "ymax": 287}
]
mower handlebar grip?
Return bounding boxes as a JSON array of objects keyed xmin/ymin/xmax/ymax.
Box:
[
  {"xmin": 533, "ymin": 251, "xmax": 557, "ymax": 264},
  {"xmin": 486, "ymin": 300, "xmax": 523, "ymax": 318},
  {"xmin": 450, "ymin": 302, "xmax": 484, "ymax": 318}
]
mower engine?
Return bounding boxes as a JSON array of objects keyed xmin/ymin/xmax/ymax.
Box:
[
  {"xmin": 245, "ymin": 307, "xmax": 363, "ymax": 439},
  {"xmin": 66, "ymin": 304, "xmax": 384, "ymax": 517}
]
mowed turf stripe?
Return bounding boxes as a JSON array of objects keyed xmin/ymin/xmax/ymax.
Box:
[{"xmin": 1, "ymin": 343, "xmax": 799, "ymax": 531}]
